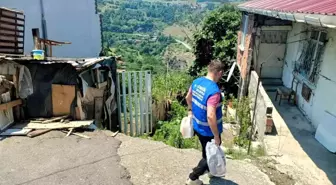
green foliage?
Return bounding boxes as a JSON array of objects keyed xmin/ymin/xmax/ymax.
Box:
[
  {"xmin": 98, "ymin": 0, "xmax": 215, "ymax": 73},
  {"xmin": 152, "ymin": 71, "xmax": 193, "ymax": 102},
  {"xmin": 192, "ymin": 4, "xmax": 241, "ymax": 68},
  {"xmin": 235, "ymin": 96, "xmax": 251, "ymax": 147},
  {"xmin": 153, "ymin": 101, "xmax": 200, "ymax": 149},
  {"xmin": 228, "ymin": 93, "xmax": 238, "ymax": 108},
  {"xmin": 189, "ymin": 4, "xmax": 241, "ymax": 94},
  {"xmin": 151, "ymin": 71, "xmax": 197, "ymax": 149}
]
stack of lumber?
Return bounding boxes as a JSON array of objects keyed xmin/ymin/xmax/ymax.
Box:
[{"xmin": 0, "ymin": 115, "xmax": 95, "ymax": 138}]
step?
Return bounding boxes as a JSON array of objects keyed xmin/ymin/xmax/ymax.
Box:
[
  {"xmin": 261, "ymin": 78, "xmax": 283, "ymax": 86},
  {"xmin": 263, "ymin": 85, "xmax": 280, "ymax": 92}
]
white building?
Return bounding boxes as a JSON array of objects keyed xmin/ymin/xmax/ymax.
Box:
[
  {"xmin": 237, "ymin": 0, "xmax": 336, "ymax": 152},
  {"xmin": 0, "ymin": 0, "xmax": 102, "ymax": 58}
]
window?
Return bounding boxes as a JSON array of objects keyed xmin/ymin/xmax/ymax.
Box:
[
  {"xmin": 239, "ymin": 14, "xmax": 249, "ymax": 51},
  {"xmin": 296, "ymin": 30, "xmax": 327, "ymax": 84}
]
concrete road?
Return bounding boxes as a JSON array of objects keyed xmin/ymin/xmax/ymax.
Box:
[
  {"xmin": 0, "ymin": 131, "xmax": 132, "ymax": 185},
  {"xmin": 117, "ymin": 135, "xmax": 275, "ymax": 185}
]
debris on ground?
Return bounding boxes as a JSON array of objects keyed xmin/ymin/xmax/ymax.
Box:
[
  {"xmin": 0, "ymin": 128, "xmax": 32, "ymax": 136},
  {"xmin": 40, "ymin": 115, "xmax": 69, "ymax": 124},
  {"xmin": 61, "ymin": 129, "xmax": 91, "ymax": 139},
  {"xmin": 0, "ymin": 115, "xmax": 96, "ymax": 138},
  {"xmin": 112, "ymin": 131, "xmax": 119, "ymax": 137},
  {"xmin": 27, "ymin": 129, "xmax": 53, "ymax": 138}
]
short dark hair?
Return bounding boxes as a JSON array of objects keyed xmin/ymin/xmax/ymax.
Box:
[{"xmin": 208, "ymin": 59, "xmax": 225, "ymax": 73}]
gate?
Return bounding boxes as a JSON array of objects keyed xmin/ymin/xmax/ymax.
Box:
[{"xmin": 116, "ymin": 71, "xmax": 152, "ymax": 136}]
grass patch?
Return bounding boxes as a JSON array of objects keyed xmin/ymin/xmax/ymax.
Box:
[{"xmin": 225, "ymin": 144, "xmax": 266, "ymax": 160}]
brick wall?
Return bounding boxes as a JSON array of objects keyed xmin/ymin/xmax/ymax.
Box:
[{"xmin": 236, "ymin": 14, "xmax": 255, "ymax": 80}]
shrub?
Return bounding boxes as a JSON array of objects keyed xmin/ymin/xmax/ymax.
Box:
[
  {"xmin": 153, "ymin": 101, "xmax": 200, "ymax": 149},
  {"xmin": 235, "ymin": 96, "xmax": 251, "ymax": 147}
]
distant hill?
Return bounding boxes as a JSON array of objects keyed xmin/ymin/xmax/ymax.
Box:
[{"xmin": 98, "ymin": 0, "xmax": 217, "ymax": 72}]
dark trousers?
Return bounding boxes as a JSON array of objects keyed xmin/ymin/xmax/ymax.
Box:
[{"xmin": 189, "ymin": 131, "xmax": 215, "ymax": 180}]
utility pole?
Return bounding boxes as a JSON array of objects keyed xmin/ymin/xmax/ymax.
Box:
[{"xmin": 39, "ymin": 0, "xmax": 48, "ymax": 55}]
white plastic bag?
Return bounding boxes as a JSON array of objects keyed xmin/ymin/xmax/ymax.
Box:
[
  {"xmin": 180, "ymin": 115, "xmax": 194, "ymax": 138},
  {"xmin": 206, "ymin": 139, "xmax": 226, "ymax": 177}
]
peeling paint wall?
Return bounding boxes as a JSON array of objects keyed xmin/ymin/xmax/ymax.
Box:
[{"xmin": 0, "ymin": 0, "xmax": 101, "ymax": 58}]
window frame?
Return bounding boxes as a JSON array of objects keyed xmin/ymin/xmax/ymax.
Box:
[
  {"xmin": 308, "ymin": 30, "xmax": 326, "ymax": 78},
  {"xmin": 297, "ymin": 30, "xmax": 327, "ymax": 86}
]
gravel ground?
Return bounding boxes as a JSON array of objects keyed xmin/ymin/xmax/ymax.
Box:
[
  {"xmin": 0, "ymin": 131, "xmax": 132, "ymax": 185},
  {"xmin": 117, "ymin": 134, "xmax": 275, "ymax": 185}
]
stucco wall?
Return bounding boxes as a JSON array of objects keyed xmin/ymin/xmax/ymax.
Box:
[
  {"xmin": 248, "ymin": 71, "xmax": 273, "ymax": 140},
  {"xmin": 257, "ymin": 43, "xmax": 286, "ymax": 78},
  {"xmin": 311, "ymin": 29, "xmax": 336, "ymax": 128},
  {"xmin": 282, "ymin": 22, "xmax": 336, "ymax": 129},
  {"xmin": 0, "ymin": 0, "xmax": 101, "ymax": 58}
]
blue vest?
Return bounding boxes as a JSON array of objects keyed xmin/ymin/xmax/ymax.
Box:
[{"xmin": 191, "ymin": 77, "xmax": 223, "ymax": 137}]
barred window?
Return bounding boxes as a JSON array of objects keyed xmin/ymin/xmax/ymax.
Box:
[{"xmin": 296, "ymin": 31, "xmax": 327, "ymax": 84}]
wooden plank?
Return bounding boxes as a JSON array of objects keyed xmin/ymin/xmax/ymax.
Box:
[
  {"xmin": 32, "ymin": 28, "xmax": 41, "ymax": 50},
  {"xmin": 0, "ymin": 8, "xmax": 24, "ymax": 15},
  {"xmin": 0, "ymin": 19, "xmax": 24, "ymax": 27},
  {"xmin": 0, "ymin": 36, "xmax": 24, "ymax": 43},
  {"xmin": 0, "ymin": 99, "xmax": 22, "ymax": 111},
  {"xmin": 0, "ymin": 26, "xmax": 24, "ymax": 33},
  {"xmin": 0, "ymin": 128, "xmax": 32, "ymax": 136},
  {"xmin": 27, "ymin": 129, "xmax": 53, "ymax": 138},
  {"xmin": 76, "ymin": 91, "xmax": 85, "ymax": 120},
  {"xmin": 12, "ymin": 69, "xmax": 20, "ymax": 121},
  {"xmin": 0, "ymin": 48, "xmax": 23, "ymax": 54},
  {"xmin": 65, "ymin": 128, "xmax": 74, "ymax": 137},
  {"xmin": 0, "ymin": 13, "xmax": 25, "ymax": 21},
  {"xmin": 41, "ymin": 115, "xmax": 69, "ymax": 124},
  {"xmin": 0, "ymin": 42, "xmax": 15, "ymax": 47},
  {"xmin": 112, "ymin": 131, "xmax": 119, "ymax": 137},
  {"xmin": 97, "ymin": 81, "xmax": 108, "ymax": 89},
  {"xmin": 52, "ymin": 84, "xmax": 75, "ymax": 116},
  {"xmin": 0, "ymin": 29, "xmax": 24, "ymax": 37},
  {"xmin": 25, "ymin": 120, "xmax": 93, "ymax": 129},
  {"xmin": 60, "ymin": 130, "xmax": 91, "ymax": 139},
  {"xmin": 0, "ymin": 92, "xmax": 14, "ymax": 130},
  {"xmin": 94, "ymin": 97, "xmax": 104, "ymax": 123},
  {"xmin": 72, "ymin": 132, "xmax": 90, "ymax": 139}
]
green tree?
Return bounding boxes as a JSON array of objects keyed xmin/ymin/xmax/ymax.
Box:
[
  {"xmin": 192, "ymin": 4, "xmax": 241, "ymax": 70},
  {"xmin": 190, "ymin": 4, "xmax": 241, "ymax": 94}
]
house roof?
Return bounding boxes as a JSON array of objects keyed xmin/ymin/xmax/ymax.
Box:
[
  {"xmin": 0, "ymin": 55, "xmax": 113, "ymax": 71},
  {"xmin": 238, "ymin": 0, "xmax": 336, "ymax": 15},
  {"xmin": 238, "ymin": 0, "xmax": 336, "ymax": 28}
]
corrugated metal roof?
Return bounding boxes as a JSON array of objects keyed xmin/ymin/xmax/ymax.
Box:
[
  {"xmin": 0, "ymin": 55, "xmax": 113, "ymax": 70},
  {"xmin": 239, "ymin": 0, "xmax": 336, "ymax": 15}
]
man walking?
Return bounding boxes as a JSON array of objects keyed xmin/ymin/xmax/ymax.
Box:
[{"xmin": 185, "ymin": 60, "xmax": 224, "ymax": 185}]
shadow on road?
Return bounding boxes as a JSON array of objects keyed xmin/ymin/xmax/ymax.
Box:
[{"xmin": 207, "ymin": 178, "xmax": 239, "ymax": 185}]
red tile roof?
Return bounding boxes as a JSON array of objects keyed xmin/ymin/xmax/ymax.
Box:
[{"xmin": 239, "ymin": 0, "xmax": 336, "ymax": 16}]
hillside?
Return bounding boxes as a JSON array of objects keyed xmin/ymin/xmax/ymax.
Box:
[{"xmin": 98, "ymin": 0, "xmax": 216, "ymax": 72}]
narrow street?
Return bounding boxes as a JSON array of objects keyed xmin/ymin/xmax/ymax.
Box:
[
  {"xmin": 0, "ymin": 131, "xmax": 132, "ymax": 185},
  {"xmin": 0, "ymin": 131, "xmax": 276, "ymax": 185},
  {"xmin": 117, "ymin": 134, "xmax": 275, "ymax": 185}
]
